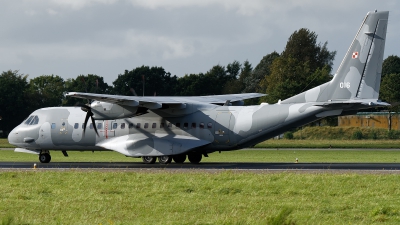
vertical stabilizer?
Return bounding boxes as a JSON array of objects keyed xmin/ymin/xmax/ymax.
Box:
[
  {"xmin": 282, "ymin": 11, "xmax": 389, "ymax": 104},
  {"xmin": 328, "ymin": 10, "xmax": 388, "ymax": 100}
]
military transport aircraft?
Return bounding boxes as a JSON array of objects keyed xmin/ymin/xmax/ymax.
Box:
[{"xmin": 8, "ymin": 10, "xmax": 389, "ymax": 164}]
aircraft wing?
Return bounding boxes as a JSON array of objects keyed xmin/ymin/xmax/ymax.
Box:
[{"xmin": 66, "ymin": 92, "xmax": 265, "ymax": 108}]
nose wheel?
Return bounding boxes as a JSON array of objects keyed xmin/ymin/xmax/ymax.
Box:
[{"xmin": 39, "ymin": 153, "xmax": 51, "ymax": 163}]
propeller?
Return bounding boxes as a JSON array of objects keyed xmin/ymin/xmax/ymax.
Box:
[{"xmin": 80, "ymin": 104, "xmax": 99, "ymax": 137}]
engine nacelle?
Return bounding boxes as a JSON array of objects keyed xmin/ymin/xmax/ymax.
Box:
[{"xmin": 89, "ymin": 101, "xmax": 139, "ymax": 120}]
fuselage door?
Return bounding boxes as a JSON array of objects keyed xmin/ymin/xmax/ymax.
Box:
[
  {"xmin": 214, "ymin": 112, "xmax": 232, "ymax": 145},
  {"xmin": 108, "ymin": 121, "xmax": 116, "ymax": 137}
]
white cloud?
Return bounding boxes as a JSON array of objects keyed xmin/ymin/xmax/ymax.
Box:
[
  {"xmin": 46, "ymin": 8, "xmax": 59, "ymax": 15},
  {"xmin": 50, "ymin": 0, "xmax": 118, "ymax": 10}
]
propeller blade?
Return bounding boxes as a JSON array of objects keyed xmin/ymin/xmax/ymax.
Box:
[
  {"xmin": 130, "ymin": 88, "xmax": 138, "ymax": 96},
  {"xmin": 79, "ymin": 104, "xmax": 99, "ymax": 137},
  {"xmin": 90, "ymin": 114, "xmax": 99, "ymax": 137},
  {"xmin": 83, "ymin": 111, "xmax": 91, "ymax": 137}
]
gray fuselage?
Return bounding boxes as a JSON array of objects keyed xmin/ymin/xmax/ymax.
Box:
[{"xmin": 8, "ymin": 102, "xmax": 330, "ymax": 156}]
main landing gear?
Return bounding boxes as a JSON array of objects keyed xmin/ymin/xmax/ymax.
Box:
[
  {"xmin": 39, "ymin": 153, "xmax": 51, "ymax": 163},
  {"xmin": 141, "ymin": 153, "xmax": 203, "ymax": 164}
]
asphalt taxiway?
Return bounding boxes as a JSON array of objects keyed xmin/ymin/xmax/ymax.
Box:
[{"xmin": 1, "ymin": 162, "xmax": 400, "ymax": 171}]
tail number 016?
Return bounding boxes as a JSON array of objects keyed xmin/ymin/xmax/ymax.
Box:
[{"xmin": 339, "ymin": 82, "xmax": 350, "ymax": 89}]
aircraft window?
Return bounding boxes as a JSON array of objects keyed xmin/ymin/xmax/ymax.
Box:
[
  {"xmin": 192, "ymin": 123, "xmax": 196, "ymax": 128},
  {"xmin": 144, "ymin": 123, "xmax": 149, "ymax": 129},
  {"xmin": 97, "ymin": 123, "xmax": 102, "ymax": 129},
  {"xmin": 176, "ymin": 123, "xmax": 180, "ymax": 128},
  {"xmin": 167, "ymin": 123, "xmax": 172, "ymax": 128},
  {"xmin": 207, "ymin": 122, "xmax": 213, "ymax": 129},
  {"xmin": 183, "ymin": 123, "xmax": 188, "ymax": 129},
  {"xmin": 74, "ymin": 123, "xmax": 79, "ymax": 129},
  {"xmin": 25, "ymin": 115, "xmax": 39, "ymax": 125},
  {"xmin": 152, "ymin": 123, "xmax": 156, "ymax": 128},
  {"xmin": 121, "ymin": 123, "xmax": 126, "ymax": 129},
  {"xmin": 25, "ymin": 116, "xmax": 34, "ymax": 125},
  {"xmin": 160, "ymin": 123, "xmax": 165, "ymax": 128},
  {"xmin": 199, "ymin": 122, "xmax": 205, "ymax": 129},
  {"xmin": 51, "ymin": 123, "xmax": 56, "ymax": 129},
  {"xmin": 82, "ymin": 123, "xmax": 85, "ymax": 129},
  {"xmin": 33, "ymin": 116, "xmax": 39, "ymax": 124},
  {"xmin": 129, "ymin": 123, "xmax": 134, "ymax": 129},
  {"xmin": 89, "ymin": 123, "xmax": 93, "ymax": 129},
  {"xmin": 113, "ymin": 123, "xmax": 118, "ymax": 130},
  {"xmin": 136, "ymin": 123, "xmax": 141, "ymax": 128}
]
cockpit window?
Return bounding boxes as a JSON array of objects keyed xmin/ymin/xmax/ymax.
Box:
[
  {"xmin": 32, "ymin": 116, "xmax": 39, "ymax": 125},
  {"xmin": 25, "ymin": 116, "xmax": 34, "ymax": 125},
  {"xmin": 25, "ymin": 115, "xmax": 39, "ymax": 125}
]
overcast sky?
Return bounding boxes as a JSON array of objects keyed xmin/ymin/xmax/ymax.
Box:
[{"xmin": 1, "ymin": 0, "xmax": 399, "ymax": 85}]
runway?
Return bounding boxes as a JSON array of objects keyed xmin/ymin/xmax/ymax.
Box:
[{"xmin": 1, "ymin": 161, "xmax": 400, "ymax": 171}]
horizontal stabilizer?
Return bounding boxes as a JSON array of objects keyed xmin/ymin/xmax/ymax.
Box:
[{"xmin": 314, "ymin": 99, "xmax": 390, "ymax": 107}]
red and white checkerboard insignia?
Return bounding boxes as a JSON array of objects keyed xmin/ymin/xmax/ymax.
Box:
[{"xmin": 352, "ymin": 52, "xmax": 358, "ymax": 59}]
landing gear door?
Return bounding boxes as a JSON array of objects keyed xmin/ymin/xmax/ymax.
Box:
[{"xmin": 214, "ymin": 112, "xmax": 232, "ymax": 145}]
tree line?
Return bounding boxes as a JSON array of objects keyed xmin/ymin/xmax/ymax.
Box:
[{"xmin": 1, "ymin": 28, "xmax": 400, "ymax": 137}]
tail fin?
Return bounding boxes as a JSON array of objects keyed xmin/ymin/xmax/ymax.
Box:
[{"xmin": 282, "ymin": 11, "xmax": 389, "ymax": 104}]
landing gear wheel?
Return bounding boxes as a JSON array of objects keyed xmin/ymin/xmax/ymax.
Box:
[
  {"xmin": 142, "ymin": 156, "xmax": 157, "ymax": 164},
  {"xmin": 172, "ymin": 154, "xmax": 186, "ymax": 164},
  {"xmin": 39, "ymin": 153, "xmax": 51, "ymax": 163},
  {"xmin": 188, "ymin": 153, "xmax": 202, "ymax": 164},
  {"xmin": 158, "ymin": 156, "xmax": 172, "ymax": 164}
]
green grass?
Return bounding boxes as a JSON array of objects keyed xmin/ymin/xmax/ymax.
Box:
[
  {"xmin": 1, "ymin": 171, "xmax": 400, "ymax": 224},
  {"xmin": 0, "ymin": 139, "xmax": 13, "ymax": 148},
  {"xmin": 255, "ymin": 139, "xmax": 400, "ymax": 148},
  {"xmin": 291, "ymin": 126, "xmax": 400, "ymax": 140},
  {"xmin": 2, "ymin": 149, "xmax": 400, "ymax": 163}
]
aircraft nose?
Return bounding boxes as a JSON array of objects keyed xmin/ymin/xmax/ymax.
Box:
[
  {"xmin": 7, "ymin": 126, "xmax": 20, "ymax": 146},
  {"xmin": 8, "ymin": 124, "xmax": 40, "ymax": 148}
]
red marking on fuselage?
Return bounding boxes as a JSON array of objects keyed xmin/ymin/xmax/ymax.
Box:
[{"xmin": 105, "ymin": 121, "xmax": 108, "ymax": 139}]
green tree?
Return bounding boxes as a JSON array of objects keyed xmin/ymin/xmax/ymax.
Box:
[
  {"xmin": 380, "ymin": 72, "xmax": 400, "ymax": 130},
  {"xmin": 382, "ymin": 55, "xmax": 400, "ymax": 78},
  {"xmin": 265, "ymin": 28, "xmax": 336, "ymax": 103},
  {"xmin": 63, "ymin": 74, "xmax": 110, "ymax": 106},
  {"xmin": 176, "ymin": 73, "xmax": 208, "ymax": 96},
  {"xmin": 28, "ymin": 75, "xmax": 65, "ymax": 109},
  {"xmin": 380, "ymin": 72, "xmax": 400, "ymax": 104},
  {"xmin": 225, "ymin": 60, "xmax": 241, "ymax": 79},
  {"xmin": 112, "ymin": 66, "xmax": 178, "ymax": 97},
  {"xmin": 223, "ymin": 60, "xmax": 246, "ymax": 94},
  {"xmin": 244, "ymin": 52, "xmax": 279, "ymax": 94},
  {"xmin": 204, "ymin": 64, "xmax": 237, "ymax": 95},
  {"xmin": 0, "ymin": 70, "xmax": 30, "ymax": 137},
  {"xmin": 379, "ymin": 55, "xmax": 400, "ymax": 129}
]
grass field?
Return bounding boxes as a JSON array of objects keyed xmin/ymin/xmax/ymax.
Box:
[
  {"xmin": 2, "ymin": 136, "xmax": 400, "ymax": 224},
  {"xmin": 1, "ymin": 171, "xmax": 400, "ymax": 224}
]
